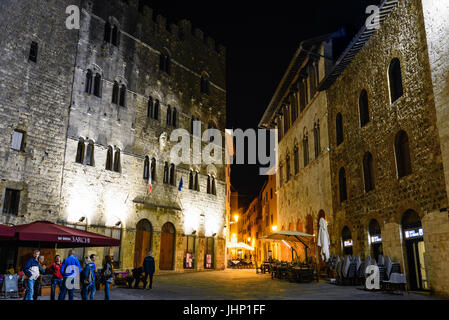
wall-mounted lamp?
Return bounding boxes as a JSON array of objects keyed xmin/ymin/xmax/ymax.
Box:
[
  {"xmin": 212, "ymin": 233, "xmax": 217, "ymax": 237},
  {"xmin": 192, "ymin": 230, "xmax": 197, "ymax": 235},
  {"xmin": 115, "ymin": 221, "xmax": 122, "ymax": 227},
  {"xmin": 79, "ymin": 217, "xmax": 86, "ymax": 223}
]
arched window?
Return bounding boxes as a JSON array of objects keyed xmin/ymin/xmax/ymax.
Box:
[
  {"xmin": 286, "ymin": 155, "xmax": 291, "ymax": 182},
  {"xmin": 143, "ymin": 156, "xmax": 150, "ymax": 179},
  {"xmin": 172, "ymin": 108, "xmax": 177, "ymax": 128},
  {"xmin": 189, "ymin": 170, "xmax": 194, "ymax": 189},
  {"xmin": 299, "ymin": 79, "xmax": 307, "ymax": 112},
  {"xmin": 85, "ymin": 70, "xmax": 93, "ymax": 94},
  {"xmin": 296, "ymin": 219, "xmax": 303, "ymax": 232},
  {"xmin": 195, "ymin": 171, "xmax": 200, "ymax": 191},
  {"xmin": 191, "ymin": 118, "xmax": 195, "ymax": 135},
  {"xmin": 359, "ymin": 90, "xmax": 370, "ymax": 127},
  {"xmin": 76, "ymin": 138, "xmax": 85, "ymax": 164},
  {"xmin": 106, "ymin": 146, "xmax": 113, "ymax": 171},
  {"xmin": 85, "ymin": 141, "xmax": 94, "ymax": 166},
  {"xmin": 104, "ymin": 22, "xmax": 111, "ymax": 42},
  {"xmin": 151, "ymin": 158, "xmax": 156, "ymax": 181},
  {"xmin": 363, "ymin": 152, "xmax": 375, "ymax": 192},
  {"xmin": 163, "ymin": 162, "xmax": 169, "ymax": 184},
  {"xmin": 290, "ymin": 92, "xmax": 298, "ymax": 123},
  {"xmin": 160, "ymin": 51, "xmax": 171, "ymax": 74},
  {"xmin": 207, "ymin": 175, "xmax": 211, "ymax": 194},
  {"xmin": 93, "ymin": 74, "xmax": 102, "ymax": 97},
  {"xmin": 339, "ymin": 167, "xmax": 347, "ymax": 203},
  {"xmin": 388, "ymin": 58, "xmax": 403, "ymax": 103},
  {"xmin": 314, "ymin": 121, "xmax": 321, "ymax": 158},
  {"xmin": 169, "ymin": 164, "xmax": 175, "ymax": 185},
  {"xmin": 303, "ymin": 134, "xmax": 309, "ymax": 167},
  {"xmin": 113, "ymin": 148, "xmax": 121, "ymax": 173},
  {"xmin": 211, "ymin": 176, "xmax": 216, "ymax": 195},
  {"xmin": 201, "ymin": 75, "xmax": 210, "ymax": 94},
  {"xmin": 119, "ymin": 85, "xmax": 126, "ymax": 107},
  {"xmin": 147, "ymin": 97, "xmax": 153, "ymax": 118},
  {"xmin": 305, "ymin": 215, "xmax": 314, "ymax": 235},
  {"xmin": 336, "ymin": 113, "xmax": 344, "ymax": 146},
  {"xmin": 111, "ymin": 25, "xmax": 119, "ymax": 46},
  {"xmin": 341, "ymin": 226, "xmax": 353, "ymax": 255},
  {"xmin": 279, "ymin": 163, "xmax": 283, "ymax": 186},
  {"xmin": 166, "ymin": 105, "xmax": 172, "ymax": 126},
  {"xmin": 112, "ymin": 82, "xmax": 119, "ymax": 104},
  {"xmin": 395, "ymin": 130, "xmax": 412, "ymax": 178},
  {"xmin": 283, "ymin": 107, "xmax": 290, "ymax": 133},
  {"xmin": 294, "ymin": 145, "xmax": 299, "ymax": 174},
  {"xmin": 154, "ymin": 100, "xmax": 160, "ymax": 120}
]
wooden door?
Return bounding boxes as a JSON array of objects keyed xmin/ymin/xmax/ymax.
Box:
[
  {"xmin": 134, "ymin": 220, "xmax": 152, "ymax": 268},
  {"xmin": 159, "ymin": 223, "xmax": 175, "ymax": 270}
]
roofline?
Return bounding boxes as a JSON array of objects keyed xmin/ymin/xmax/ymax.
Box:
[{"xmin": 258, "ymin": 32, "xmax": 339, "ymax": 128}]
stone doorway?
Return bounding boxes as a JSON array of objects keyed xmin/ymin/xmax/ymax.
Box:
[{"xmin": 134, "ymin": 219, "xmax": 152, "ymax": 268}]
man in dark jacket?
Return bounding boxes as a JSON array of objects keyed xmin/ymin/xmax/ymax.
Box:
[{"xmin": 142, "ymin": 252, "xmax": 155, "ymax": 290}]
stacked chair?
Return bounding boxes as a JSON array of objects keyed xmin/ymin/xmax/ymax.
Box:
[{"xmin": 0, "ymin": 274, "xmax": 19, "ymax": 299}]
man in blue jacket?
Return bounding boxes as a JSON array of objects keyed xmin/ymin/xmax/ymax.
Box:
[
  {"xmin": 143, "ymin": 252, "xmax": 155, "ymax": 290},
  {"xmin": 23, "ymin": 250, "xmax": 40, "ymax": 300},
  {"xmin": 58, "ymin": 249, "xmax": 81, "ymax": 300}
]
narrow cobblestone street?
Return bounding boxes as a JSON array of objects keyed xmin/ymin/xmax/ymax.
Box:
[{"xmin": 35, "ymin": 269, "xmax": 440, "ymax": 300}]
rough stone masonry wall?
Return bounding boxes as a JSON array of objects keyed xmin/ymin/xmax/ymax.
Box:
[
  {"xmin": 326, "ymin": 0, "xmax": 448, "ymax": 293},
  {"xmin": 59, "ymin": 0, "xmax": 227, "ymax": 271},
  {"xmin": 420, "ymin": 0, "xmax": 449, "ymax": 296},
  {"xmin": 0, "ymin": 0, "xmax": 80, "ymax": 225}
]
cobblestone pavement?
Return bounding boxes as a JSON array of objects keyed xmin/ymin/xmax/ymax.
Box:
[{"xmin": 31, "ymin": 269, "xmax": 442, "ymax": 300}]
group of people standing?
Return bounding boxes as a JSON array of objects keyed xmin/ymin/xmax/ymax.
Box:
[
  {"xmin": 128, "ymin": 252, "xmax": 155, "ymax": 290},
  {"xmin": 23, "ymin": 249, "xmax": 115, "ymax": 300}
]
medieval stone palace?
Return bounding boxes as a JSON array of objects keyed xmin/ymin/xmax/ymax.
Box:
[{"xmin": 0, "ymin": 0, "xmax": 227, "ymax": 272}]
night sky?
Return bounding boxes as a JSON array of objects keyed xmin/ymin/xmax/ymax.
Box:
[{"xmin": 142, "ymin": 0, "xmax": 381, "ymax": 208}]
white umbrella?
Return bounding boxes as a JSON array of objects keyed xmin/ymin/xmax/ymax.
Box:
[{"xmin": 317, "ymin": 217, "xmax": 330, "ymax": 262}]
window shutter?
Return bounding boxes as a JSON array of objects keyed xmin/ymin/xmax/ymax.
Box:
[{"xmin": 12, "ymin": 131, "xmax": 24, "ymax": 151}]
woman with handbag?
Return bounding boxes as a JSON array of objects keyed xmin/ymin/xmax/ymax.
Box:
[{"xmin": 102, "ymin": 255, "xmax": 114, "ymax": 300}]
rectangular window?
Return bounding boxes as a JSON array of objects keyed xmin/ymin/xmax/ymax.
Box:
[
  {"xmin": 3, "ymin": 189, "xmax": 21, "ymax": 216},
  {"xmin": 29, "ymin": 41, "xmax": 38, "ymax": 62},
  {"xmin": 11, "ymin": 130, "xmax": 24, "ymax": 151}
]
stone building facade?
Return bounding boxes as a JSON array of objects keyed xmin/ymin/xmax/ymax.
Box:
[
  {"xmin": 259, "ymin": 36, "xmax": 335, "ymax": 265},
  {"xmin": 259, "ymin": 0, "xmax": 449, "ymax": 296},
  {"xmin": 0, "ymin": 0, "xmax": 227, "ymax": 273},
  {"xmin": 324, "ymin": 0, "xmax": 449, "ymax": 295}
]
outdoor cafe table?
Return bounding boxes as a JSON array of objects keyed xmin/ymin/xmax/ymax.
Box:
[{"xmin": 290, "ymin": 266, "xmax": 314, "ymax": 283}]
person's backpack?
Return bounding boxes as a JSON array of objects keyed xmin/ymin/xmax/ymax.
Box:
[{"xmin": 83, "ymin": 267, "xmax": 94, "ymax": 286}]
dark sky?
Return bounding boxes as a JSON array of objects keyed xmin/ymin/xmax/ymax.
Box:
[{"xmin": 142, "ymin": 0, "xmax": 381, "ymax": 208}]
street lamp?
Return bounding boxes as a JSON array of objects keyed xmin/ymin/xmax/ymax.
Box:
[
  {"xmin": 271, "ymin": 225, "xmax": 278, "ymax": 232},
  {"xmin": 234, "ymin": 214, "xmax": 239, "ymax": 223}
]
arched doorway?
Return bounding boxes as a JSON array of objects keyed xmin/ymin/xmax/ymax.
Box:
[
  {"xmin": 368, "ymin": 219, "xmax": 383, "ymax": 261},
  {"xmin": 134, "ymin": 219, "xmax": 153, "ymax": 268},
  {"xmin": 402, "ymin": 210, "xmax": 428, "ymax": 291},
  {"xmin": 341, "ymin": 226, "xmax": 353, "ymax": 256},
  {"xmin": 160, "ymin": 222, "xmax": 176, "ymax": 270}
]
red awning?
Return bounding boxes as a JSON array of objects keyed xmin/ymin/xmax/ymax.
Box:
[
  {"xmin": 0, "ymin": 224, "xmax": 15, "ymax": 240},
  {"xmin": 12, "ymin": 221, "xmax": 120, "ymax": 247}
]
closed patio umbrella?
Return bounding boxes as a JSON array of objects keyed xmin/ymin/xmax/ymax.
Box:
[{"xmin": 317, "ymin": 217, "xmax": 330, "ymax": 262}]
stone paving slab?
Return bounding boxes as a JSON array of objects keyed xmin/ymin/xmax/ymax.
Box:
[{"xmin": 24, "ymin": 269, "xmax": 443, "ymax": 300}]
